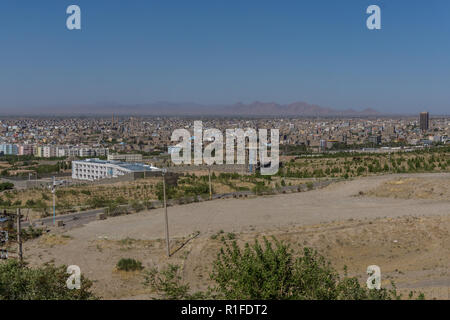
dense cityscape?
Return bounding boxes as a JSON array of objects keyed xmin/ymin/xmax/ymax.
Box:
[{"xmin": 0, "ymin": 113, "xmax": 448, "ymax": 159}]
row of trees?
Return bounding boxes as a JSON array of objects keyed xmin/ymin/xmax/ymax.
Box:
[{"xmin": 281, "ymin": 149, "xmax": 449, "ymax": 179}]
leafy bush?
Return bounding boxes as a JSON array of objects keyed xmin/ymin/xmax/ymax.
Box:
[
  {"xmin": 0, "ymin": 182, "xmax": 14, "ymax": 191},
  {"xmin": 131, "ymin": 201, "xmax": 145, "ymax": 212},
  {"xmin": 21, "ymin": 226, "xmax": 44, "ymax": 240},
  {"xmin": 226, "ymin": 232, "xmax": 236, "ymax": 240},
  {"xmin": 181, "ymin": 183, "xmax": 210, "ymax": 197},
  {"xmin": 5, "ymin": 226, "xmax": 45, "ymax": 241},
  {"xmin": 105, "ymin": 203, "xmax": 130, "ymax": 217},
  {"xmin": 145, "ymin": 264, "xmax": 191, "ymax": 299},
  {"xmin": 0, "ymin": 260, "xmax": 97, "ymax": 300},
  {"xmin": 88, "ymin": 196, "xmax": 109, "ymax": 208},
  {"xmin": 155, "ymin": 182, "xmax": 176, "ymax": 201},
  {"xmin": 34, "ymin": 164, "xmax": 60, "ymax": 174},
  {"xmin": 146, "ymin": 237, "xmax": 424, "ymax": 300},
  {"xmin": 210, "ymin": 237, "xmax": 419, "ymax": 300},
  {"xmin": 41, "ymin": 192, "xmax": 50, "ymax": 201},
  {"xmin": 252, "ymin": 182, "xmax": 271, "ymax": 195},
  {"xmin": 116, "ymin": 258, "xmax": 144, "ymax": 272}
]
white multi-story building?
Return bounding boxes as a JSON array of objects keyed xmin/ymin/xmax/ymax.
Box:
[
  {"xmin": 107, "ymin": 153, "xmax": 143, "ymax": 162},
  {"xmin": 78, "ymin": 147, "xmax": 109, "ymax": 157},
  {"xmin": 68, "ymin": 148, "xmax": 80, "ymax": 157},
  {"xmin": 57, "ymin": 146, "xmax": 69, "ymax": 157},
  {"xmin": 43, "ymin": 145, "xmax": 57, "ymax": 158},
  {"xmin": 72, "ymin": 158, "xmax": 160, "ymax": 181}
]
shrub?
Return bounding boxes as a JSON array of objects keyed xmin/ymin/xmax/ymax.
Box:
[
  {"xmin": 252, "ymin": 183, "xmax": 271, "ymax": 195},
  {"xmin": 88, "ymin": 196, "xmax": 109, "ymax": 208},
  {"xmin": 226, "ymin": 232, "xmax": 236, "ymax": 240},
  {"xmin": 210, "ymin": 237, "xmax": 416, "ymax": 300},
  {"xmin": 144, "ymin": 264, "xmax": 191, "ymax": 300},
  {"xmin": 35, "ymin": 164, "xmax": 60, "ymax": 174},
  {"xmin": 21, "ymin": 226, "xmax": 44, "ymax": 241},
  {"xmin": 155, "ymin": 182, "xmax": 177, "ymax": 200},
  {"xmin": 116, "ymin": 258, "xmax": 144, "ymax": 272},
  {"xmin": 146, "ymin": 237, "xmax": 424, "ymax": 300},
  {"xmin": 105, "ymin": 203, "xmax": 130, "ymax": 217},
  {"xmin": 0, "ymin": 182, "xmax": 14, "ymax": 191},
  {"xmin": 0, "ymin": 260, "xmax": 97, "ymax": 300},
  {"xmin": 41, "ymin": 192, "xmax": 50, "ymax": 201},
  {"xmin": 131, "ymin": 201, "xmax": 145, "ymax": 212}
]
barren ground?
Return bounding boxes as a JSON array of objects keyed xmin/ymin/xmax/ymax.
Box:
[{"xmin": 22, "ymin": 172, "xmax": 450, "ymax": 299}]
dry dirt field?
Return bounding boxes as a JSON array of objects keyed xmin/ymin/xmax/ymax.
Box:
[
  {"xmin": 366, "ymin": 175, "xmax": 450, "ymax": 200},
  {"xmin": 22, "ymin": 172, "xmax": 450, "ymax": 299}
]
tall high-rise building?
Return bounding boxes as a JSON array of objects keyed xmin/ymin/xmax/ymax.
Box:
[{"xmin": 420, "ymin": 112, "xmax": 429, "ymax": 131}]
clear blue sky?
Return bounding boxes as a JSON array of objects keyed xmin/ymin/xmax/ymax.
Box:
[{"xmin": 0, "ymin": 0, "xmax": 449, "ymax": 114}]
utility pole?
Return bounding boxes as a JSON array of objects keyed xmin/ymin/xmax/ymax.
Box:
[
  {"xmin": 17, "ymin": 208, "xmax": 22, "ymax": 263},
  {"xmin": 162, "ymin": 169, "xmax": 170, "ymax": 257},
  {"xmin": 388, "ymin": 153, "xmax": 391, "ymax": 173},
  {"xmin": 208, "ymin": 167, "xmax": 212, "ymax": 200},
  {"xmin": 52, "ymin": 176, "xmax": 56, "ymax": 226},
  {"xmin": 28, "ymin": 172, "xmax": 36, "ymax": 187}
]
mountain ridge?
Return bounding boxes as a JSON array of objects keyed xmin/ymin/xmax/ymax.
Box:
[
  {"xmin": 0, "ymin": 101, "xmax": 382, "ymax": 116},
  {"xmin": 103, "ymin": 101, "xmax": 382, "ymax": 116}
]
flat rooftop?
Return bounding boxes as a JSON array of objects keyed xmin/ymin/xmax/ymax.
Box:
[{"xmin": 74, "ymin": 158, "xmax": 161, "ymax": 172}]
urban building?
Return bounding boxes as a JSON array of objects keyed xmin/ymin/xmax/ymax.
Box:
[
  {"xmin": 107, "ymin": 153, "xmax": 143, "ymax": 162},
  {"xmin": 420, "ymin": 112, "xmax": 429, "ymax": 131},
  {"xmin": 72, "ymin": 158, "xmax": 160, "ymax": 181},
  {"xmin": 18, "ymin": 144, "xmax": 33, "ymax": 155},
  {"xmin": 368, "ymin": 135, "xmax": 382, "ymax": 145},
  {"xmin": 0, "ymin": 115, "xmax": 448, "ymax": 160},
  {"xmin": 43, "ymin": 145, "xmax": 57, "ymax": 158},
  {"xmin": 78, "ymin": 147, "xmax": 109, "ymax": 157},
  {"xmin": 319, "ymin": 139, "xmax": 327, "ymax": 151},
  {"xmin": 33, "ymin": 146, "xmax": 43, "ymax": 157},
  {"xmin": 0, "ymin": 144, "xmax": 18, "ymax": 155}
]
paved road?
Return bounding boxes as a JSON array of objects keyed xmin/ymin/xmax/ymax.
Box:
[{"xmin": 23, "ymin": 208, "xmax": 104, "ymax": 229}]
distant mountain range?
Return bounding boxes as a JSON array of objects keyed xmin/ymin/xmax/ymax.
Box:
[
  {"xmin": 1, "ymin": 101, "xmax": 382, "ymax": 117},
  {"xmin": 84, "ymin": 101, "xmax": 380, "ymax": 117},
  {"xmin": 219, "ymin": 101, "xmax": 380, "ymax": 117}
]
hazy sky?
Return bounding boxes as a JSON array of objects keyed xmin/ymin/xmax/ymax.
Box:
[{"xmin": 0, "ymin": 0, "xmax": 449, "ymax": 114}]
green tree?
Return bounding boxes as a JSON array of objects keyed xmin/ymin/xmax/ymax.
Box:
[
  {"xmin": 0, "ymin": 182, "xmax": 14, "ymax": 191},
  {"xmin": 210, "ymin": 238, "xmax": 418, "ymax": 300},
  {"xmin": 146, "ymin": 237, "xmax": 424, "ymax": 300},
  {"xmin": 0, "ymin": 260, "xmax": 97, "ymax": 300}
]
